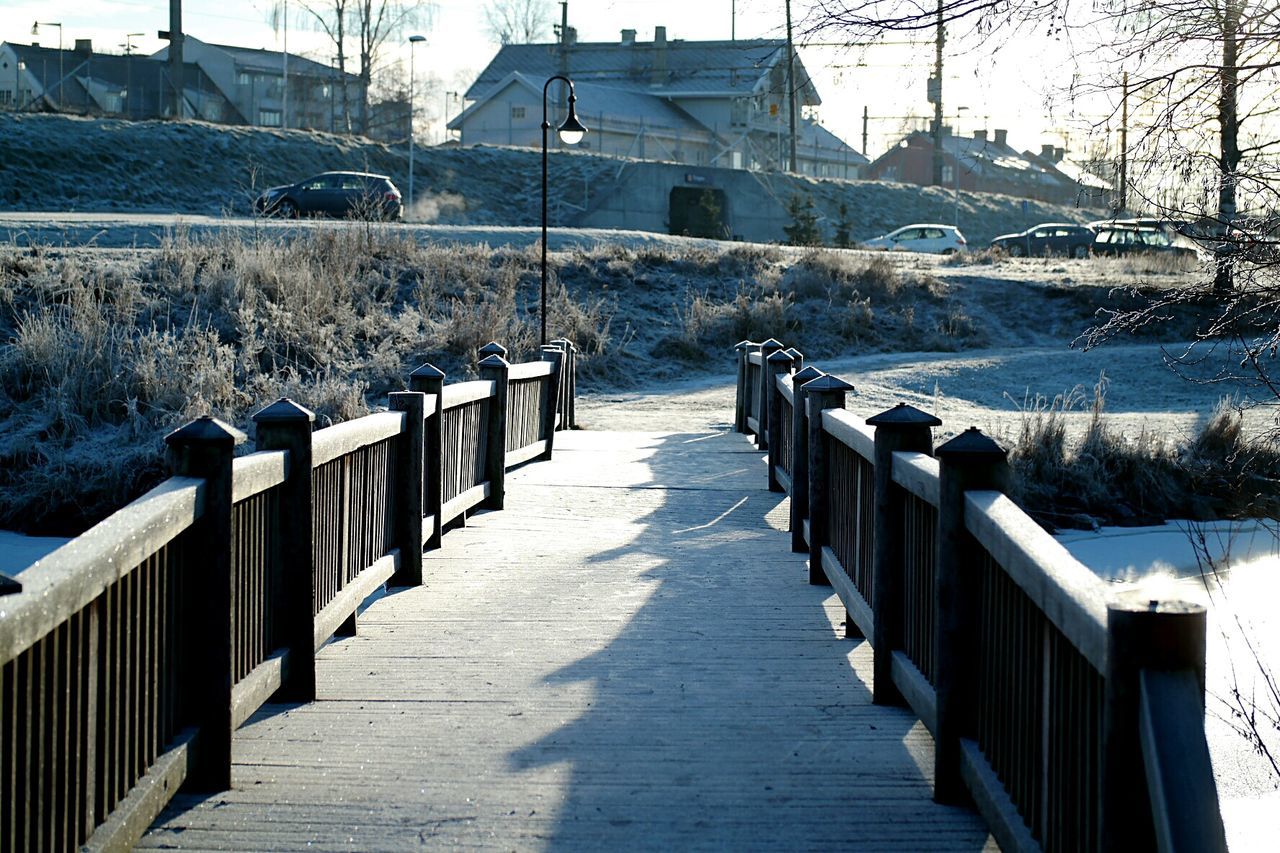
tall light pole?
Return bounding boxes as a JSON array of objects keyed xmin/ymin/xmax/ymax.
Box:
[
  {"xmin": 122, "ymin": 34, "xmax": 144, "ymax": 119},
  {"xmin": 407, "ymin": 34, "xmax": 426, "ymax": 213},
  {"xmin": 31, "ymin": 21, "xmax": 62, "ymax": 109},
  {"xmin": 541, "ymin": 75, "xmax": 586, "ymax": 346},
  {"xmin": 953, "ymin": 106, "xmax": 968, "ymax": 227}
]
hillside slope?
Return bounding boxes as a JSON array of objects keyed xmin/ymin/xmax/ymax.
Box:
[{"xmin": 1, "ymin": 113, "xmax": 1105, "ymax": 244}]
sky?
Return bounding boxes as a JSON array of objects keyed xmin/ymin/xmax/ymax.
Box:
[{"xmin": 0, "ymin": 0, "xmax": 1113, "ymax": 158}]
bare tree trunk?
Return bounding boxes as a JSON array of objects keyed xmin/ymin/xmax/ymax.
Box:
[{"xmin": 1219, "ymin": 0, "xmax": 1240, "ymax": 226}]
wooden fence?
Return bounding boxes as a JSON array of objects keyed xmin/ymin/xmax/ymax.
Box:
[
  {"xmin": 0, "ymin": 341, "xmax": 573, "ymax": 852},
  {"xmin": 735, "ymin": 340, "xmax": 1227, "ymax": 853}
]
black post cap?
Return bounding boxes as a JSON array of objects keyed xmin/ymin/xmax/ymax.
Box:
[
  {"xmin": 252, "ymin": 397, "xmax": 316, "ymax": 425},
  {"xmin": 935, "ymin": 426, "xmax": 1006, "ymax": 460},
  {"xmin": 759, "ymin": 338, "xmax": 785, "ymax": 352},
  {"xmin": 409, "ymin": 362, "xmax": 446, "ymax": 380},
  {"xmin": 801, "ymin": 373, "xmax": 855, "ymax": 394},
  {"xmin": 734, "ymin": 340, "xmax": 760, "ymax": 350},
  {"xmin": 164, "ymin": 415, "xmax": 247, "ymax": 448},
  {"xmin": 478, "ymin": 341, "xmax": 509, "ymax": 358},
  {"xmin": 766, "ymin": 349, "xmax": 796, "ymax": 365},
  {"xmin": 866, "ymin": 402, "xmax": 942, "ymax": 429},
  {"xmin": 792, "ymin": 366, "xmax": 824, "ymax": 385},
  {"xmin": 478, "ymin": 353, "xmax": 510, "ymax": 369}
]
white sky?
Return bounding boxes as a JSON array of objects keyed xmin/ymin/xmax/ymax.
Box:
[{"xmin": 0, "ymin": 0, "xmax": 1115, "ymax": 158}]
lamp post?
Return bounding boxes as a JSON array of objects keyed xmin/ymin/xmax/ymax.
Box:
[
  {"xmin": 540, "ymin": 75, "xmax": 587, "ymax": 346},
  {"xmin": 31, "ymin": 21, "xmax": 62, "ymax": 109},
  {"xmin": 407, "ymin": 34, "xmax": 426, "ymax": 212},
  {"xmin": 953, "ymin": 106, "xmax": 968, "ymax": 227},
  {"xmin": 122, "ymin": 33, "xmax": 143, "ymax": 118}
]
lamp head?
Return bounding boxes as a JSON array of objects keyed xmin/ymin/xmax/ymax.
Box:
[
  {"xmin": 31, "ymin": 22, "xmax": 39, "ymax": 36},
  {"xmin": 557, "ymin": 93, "xmax": 587, "ymax": 145},
  {"xmin": 408, "ymin": 34, "xmax": 426, "ymax": 44}
]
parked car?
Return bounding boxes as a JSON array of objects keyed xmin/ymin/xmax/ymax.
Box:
[
  {"xmin": 1091, "ymin": 224, "xmax": 1200, "ymax": 258},
  {"xmin": 990, "ymin": 223, "xmax": 1095, "ymax": 258},
  {"xmin": 860, "ymin": 224, "xmax": 967, "ymax": 254},
  {"xmin": 254, "ymin": 171, "xmax": 403, "ymax": 220}
]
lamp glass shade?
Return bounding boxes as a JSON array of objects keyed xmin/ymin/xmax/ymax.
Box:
[{"xmin": 557, "ymin": 103, "xmax": 587, "ymax": 145}]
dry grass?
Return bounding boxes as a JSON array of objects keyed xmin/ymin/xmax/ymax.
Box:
[
  {"xmin": 1007, "ymin": 378, "xmax": 1280, "ymax": 529},
  {"xmin": 0, "ymin": 229, "xmax": 622, "ymax": 533}
]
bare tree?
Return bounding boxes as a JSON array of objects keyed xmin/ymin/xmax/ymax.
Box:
[
  {"xmin": 482, "ymin": 0, "xmax": 552, "ymax": 46},
  {"xmin": 299, "ymin": 0, "xmax": 435, "ymax": 133}
]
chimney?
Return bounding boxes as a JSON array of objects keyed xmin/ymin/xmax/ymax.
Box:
[
  {"xmin": 651, "ymin": 26, "xmax": 668, "ymax": 85},
  {"xmin": 1040, "ymin": 143, "xmax": 1055, "ymax": 160},
  {"xmin": 621, "ymin": 29, "xmax": 636, "ymax": 46},
  {"xmin": 993, "ymin": 128, "xmax": 1008, "ymax": 147},
  {"xmin": 973, "ymin": 129, "xmax": 987, "ymax": 142},
  {"xmin": 74, "ymin": 38, "xmax": 93, "ymax": 54},
  {"xmin": 1053, "ymin": 146, "xmax": 1065, "ymax": 162}
]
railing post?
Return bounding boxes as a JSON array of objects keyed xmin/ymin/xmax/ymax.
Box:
[
  {"xmin": 478, "ymin": 352, "xmax": 510, "ymax": 510},
  {"xmin": 788, "ymin": 366, "xmax": 823, "ymax": 553},
  {"xmin": 756, "ymin": 338, "xmax": 785, "ymax": 448},
  {"xmin": 551, "ymin": 338, "xmax": 577, "ymax": 430},
  {"xmin": 734, "ymin": 340, "xmax": 757, "ymax": 434},
  {"xmin": 388, "ymin": 391, "xmax": 427, "ymax": 586},
  {"xmin": 804, "ymin": 374, "xmax": 855, "ymax": 586},
  {"xmin": 539, "ymin": 345, "xmax": 565, "ymax": 459},
  {"xmin": 932, "ymin": 427, "xmax": 1008, "ymax": 804},
  {"xmin": 409, "ymin": 363, "xmax": 446, "ymax": 551},
  {"xmin": 866, "ymin": 403, "xmax": 941, "ymax": 707},
  {"xmin": 1102, "ymin": 594, "xmax": 1216, "ymax": 851},
  {"xmin": 784, "ymin": 346, "xmax": 804, "ymax": 373},
  {"xmin": 766, "ymin": 349, "xmax": 796, "ymax": 493},
  {"xmin": 252, "ymin": 398, "xmax": 317, "ymax": 702},
  {"xmin": 164, "ymin": 415, "xmax": 245, "ymax": 792}
]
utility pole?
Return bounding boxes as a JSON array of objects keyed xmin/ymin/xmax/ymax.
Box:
[
  {"xmin": 1118, "ymin": 72, "xmax": 1128, "ymax": 213},
  {"xmin": 931, "ymin": 0, "xmax": 944, "ymax": 185},
  {"xmin": 731, "ymin": 0, "xmax": 736, "ymax": 41},
  {"xmin": 862, "ymin": 105, "xmax": 869, "ymax": 157},
  {"xmin": 168, "ymin": 0, "xmax": 184, "ymax": 118},
  {"xmin": 785, "ymin": 0, "xmax": 797, "ymax": 172}
]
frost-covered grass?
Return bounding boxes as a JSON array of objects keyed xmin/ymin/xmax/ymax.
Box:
[{"xmin": 1008, "ymin": 379, "xmax": 1280, "ymax": 530}]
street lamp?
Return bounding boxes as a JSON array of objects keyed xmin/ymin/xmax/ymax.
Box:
[
  {"xmin": 407, "ymin": 34, "xmax": 426, "ymax": 214},
  {"xmin": 122, "ymin": 34, "xmax": 144, "ymax": 119},
  {"xmin": 31, "ymin": 21, "xmax": 62, "ymax": 109},
  {"xmin": 540, "ymin": 75, "xmax": 587, "ymax": 346}
]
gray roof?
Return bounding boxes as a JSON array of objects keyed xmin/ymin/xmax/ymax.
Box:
[
  {"xmin": 932, "ymin": 131, "xmax": 1072, "ymax": 188},
  {"xmin": 466, "ymin": 38, "xmax": 818, "ymax": 103},
  {"xmin": 449, "ymin": 71, "xmax": 706, "ymax": 136},
  {"xmin": 152, "ymin": 36, "xmax": 354, "ymax": 81}
]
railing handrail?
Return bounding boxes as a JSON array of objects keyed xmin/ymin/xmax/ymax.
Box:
[
  {"xmin": 311, "ymin": 410, "xmax": 408, "ymax": 467},
  {"xmin": 964, "ymin": 490, "xmax": 1110, "ymax": 671},
  {"xmin": 231, "ymin": 448, "xmax": 290, "ymax": 504},
  {"xmin": 733, "ymin": 338, "xmax": 1226, "ymax": 852},
  {"xmin": 2, "ymin": 340, "xmax": 578, "ymax": 853},
  {"xmin": 890, "ymin": 450, "xmax": 940, "ymax": 506},
  {"xmin": 821, "ymin": 408, "xmax": 875, "ymax": 461},
  {"xmin": 0, "ymin": 475, "xmax": 205, "ymax": 661},
  {"xmin": 441, "ymin": 378, "xmax": 497, "ymax": 410},
  {"xmin": 508, "ymin": 360, "xmax": 555, "ymax": 381}
]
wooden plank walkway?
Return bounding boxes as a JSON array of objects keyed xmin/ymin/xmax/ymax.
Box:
[{"xmin": 139, "ymin": 428, "xmax": 994, "ymax": 851}]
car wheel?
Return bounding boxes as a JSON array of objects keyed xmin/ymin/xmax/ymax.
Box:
[
  {"xmin": 276, "ymin": 199, "xmax": 299, "ymax": 219},
  {"xmin": 1009, "ymin": 243, "xmax": 1025, "ymax": 257},
  {"xmin": 1071, "ymin": 244, "xmax": 1089, "ymax": 259},
  {"xmin": 942, "ymin": 248, "xmax": 957, "ymax": 256}
]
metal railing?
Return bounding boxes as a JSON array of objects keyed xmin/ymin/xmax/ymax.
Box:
[
  {"xmin": 737, "ymin": 341, "xmax": 1227, "ymax": 853},
  {"xmin": 0, "ymin": 340, "xmax": 574, "ymax": 852}
]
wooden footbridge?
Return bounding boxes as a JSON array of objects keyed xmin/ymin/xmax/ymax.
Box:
[{"xmin": 2, "ymin": 339, "xmax": 1228, "ymax": 851}]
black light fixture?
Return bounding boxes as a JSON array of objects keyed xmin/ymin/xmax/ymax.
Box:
[{"xmin": 540, "ymin": 75, "xmax": 587, "ymax": 346}]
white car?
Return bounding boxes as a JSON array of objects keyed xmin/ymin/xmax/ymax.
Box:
[{"xmin": 861, "ymin": 224, "xmax": 968, "ymax": 254}]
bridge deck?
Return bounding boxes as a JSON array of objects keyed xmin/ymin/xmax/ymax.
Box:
[{"xmin": 140, "ymin": 427, "xmax": 993, "ymax": 851}]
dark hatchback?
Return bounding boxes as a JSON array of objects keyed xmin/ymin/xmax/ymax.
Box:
[
  {"xmin": 990, "ymin": 223, "xmax": 1095, "ymax": 258},
  {"xmin": 254, "ymin": 171, "xmax": 403, "ymax": 220},
  {"xmin": 1091, "ymin": 225, "xmax": 1200, "ymax": 258}
]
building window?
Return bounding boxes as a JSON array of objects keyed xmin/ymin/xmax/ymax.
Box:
[
  {"xmin": 731, "ymin": 98, "xmax": 748, "ymax": 126},
  {"xmin": 0, "ymin": 90, "xmax": 10, "ymax": 107},
  {"xmin": 259, "ymin": 109, "xmax": 282, "ymax": 127},
  {"xmin": 511, "ymin": 105, "xmax": 525, "ymax": 119},
  {"xmin": 942, "ymin": 164, "xmax": 955, "ymax": 183},
  {"xmin": 237, "ymin": 72, "xmax": 252, "ymax": 87}
]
